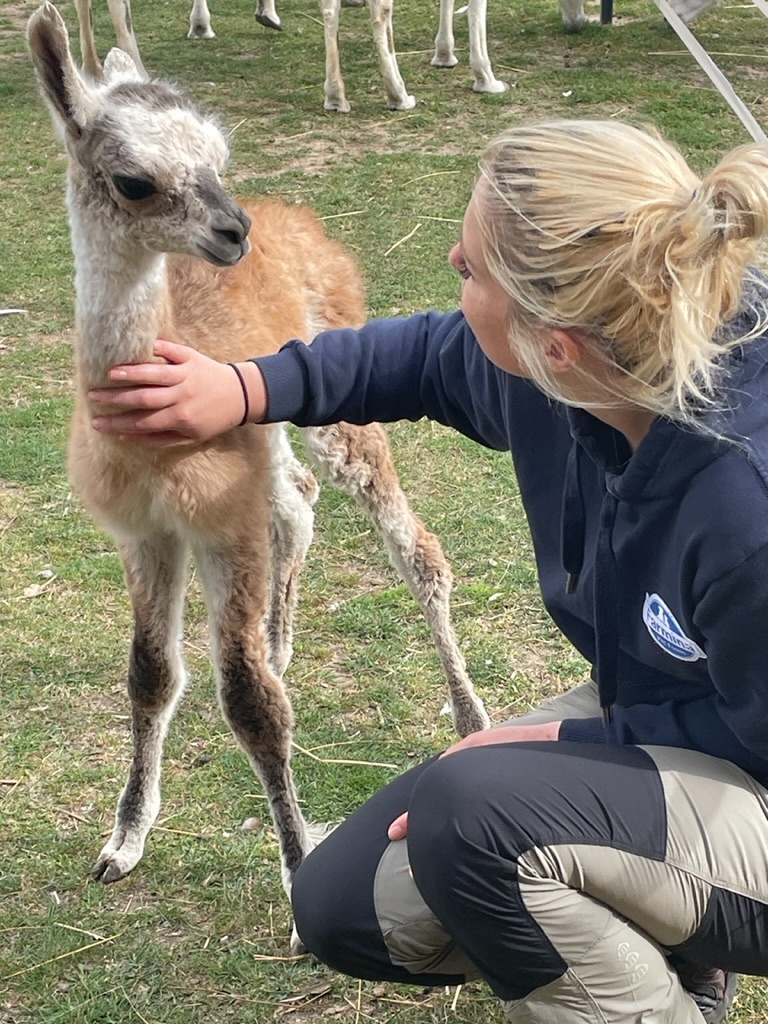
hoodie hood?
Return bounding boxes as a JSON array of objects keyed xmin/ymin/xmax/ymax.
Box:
[{"xmin": 560, "ymin": 304, "xmax": 768, "ymax": 716}]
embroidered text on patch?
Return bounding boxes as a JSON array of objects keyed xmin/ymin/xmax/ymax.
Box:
[{"xmin": 643, "ymin": 594, "xmax": 707, "ymax": 662}]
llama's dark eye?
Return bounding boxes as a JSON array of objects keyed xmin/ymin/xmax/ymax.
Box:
[{"xmin": 113, "ymin": 175, "xmax": 156, "ymax": 200}]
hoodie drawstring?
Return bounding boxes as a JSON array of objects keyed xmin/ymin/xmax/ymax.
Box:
[
  {"xmin": 594, "ymin": 491, "xmax": 620, "ymax": 723},
  {"xmin": 561, "ymin": 444, "xmax": 586, "ymax": 594}
]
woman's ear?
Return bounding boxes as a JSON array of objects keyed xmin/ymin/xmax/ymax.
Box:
[{"xmin": 544, "ymin": 329, "xmax": 585, "ymax": 373}]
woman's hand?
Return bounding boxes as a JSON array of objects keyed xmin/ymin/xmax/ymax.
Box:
[
  {"xmin": 387, "ymin": 720, "xmax": 562, "ymax": 842},
  {"xmin": 89, "ymin": 339, "xmax": 267, "ymax": 446}
]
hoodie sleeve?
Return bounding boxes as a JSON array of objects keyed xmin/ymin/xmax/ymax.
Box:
[
  {"xmin": 251, "ymin": 310, "xmax": 513, "ymax": 451},
  {"xmin": 562, "ymin": 541, "xmax": 768, "ymax": 782}
]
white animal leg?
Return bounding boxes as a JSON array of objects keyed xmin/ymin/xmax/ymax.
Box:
[
  {"xmin": 106, "ymin": 0, "xmax": 146, "ymax": 75},
  {"xmin": 304, "ymin": 423, "xmax": 490, "ymax": 737},
  {"xmin": 466, "ymin": 0, "xmax": 507, "ymax": 93},
  {"xmin": 432, "ymin": 0, "xmax": 459, "ymax": 67},
  {"xmin": 188, "ymin": 0, "xmax": 216, "ymax": 38},
  {"xmin": 368, "ymin": 0, "xmax": 416, "ymax": 110},
  {"xmin": 321, "ymin": 0, "xmax": 351, "ymax": 112},
  {"xmin": 92, "ymin": 533, "xmax": 188, "ymax": 883},
  {"xmin": 559, "ymin": 0, "xmax": 588, "ymax": 30},
  {"xmin": 74, "ymin": 0, "xmax": 104, "ymax": 77},
  {"xmin": 267, "ymin": 426, "xmax": 319, "ymax": 679},
  {"xmin": 255, "ymin": 0, "xmax": 283, "ymax": 31}
]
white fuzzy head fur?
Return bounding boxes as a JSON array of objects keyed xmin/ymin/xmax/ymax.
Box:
[{"xmin": 27, "ymin": 2, "xmax": 251, "ymax": 382}]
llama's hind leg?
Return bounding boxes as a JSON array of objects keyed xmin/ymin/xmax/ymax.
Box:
[
  {"xmin": 303, "ymin": 423, "xmax": 490, "ymax": 738},
  {"xmin": 194, "ymin": 542, "xmax": 312, "ymax": 892},
  {"xmin": 93, "ymin": 533, "xmax": 188, "ymax": 883},
  {"xmin": 266, "ymin": 426, "xmax": 319, "ymax": 679}
]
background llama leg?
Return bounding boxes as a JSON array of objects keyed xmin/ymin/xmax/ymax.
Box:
[{"xmin": 304, "ymin": 423, "xmax": 490, "ymax": 737}]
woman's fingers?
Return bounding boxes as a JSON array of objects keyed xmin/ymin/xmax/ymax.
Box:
[
  {"xmin": 91, "ymin": 406, "xmax": 183, "ymax": 433},
  {"xmin": 152, "ymin": 338, "xmax": 193, "ymax": 363},
  {"xmin": 90, "ymin": 383, "xmax": 180, "ymax": 409},
  {"xmin": 387, "ymin": 811, "xmax": 409, "ymax": 841},
  {"xmin": 105, "ymin": 360, "xmax": 185, "ymax": 388}
]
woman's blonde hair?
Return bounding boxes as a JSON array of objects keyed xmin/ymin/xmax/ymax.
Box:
[{"xmin": 476, "ymin": 119, "xmax": 768, "ymax": 424}]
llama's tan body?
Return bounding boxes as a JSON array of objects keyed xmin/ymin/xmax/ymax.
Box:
[
  {"xmin": 70, "ymin": 198, "xmax": 365, "ymax": 541},
  {"xmin": 29, "ymin": 3, "xmax": 488, "ymax": 945}
]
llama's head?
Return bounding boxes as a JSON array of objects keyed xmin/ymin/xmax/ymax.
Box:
[{"xmin": 27, "ymin": 2, "xmax": 251, "ymax": 267}]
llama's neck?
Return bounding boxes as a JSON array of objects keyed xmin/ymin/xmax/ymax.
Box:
[{"xmin": 69, "ymin": 195, "xmax": 172, "ymax": 389}]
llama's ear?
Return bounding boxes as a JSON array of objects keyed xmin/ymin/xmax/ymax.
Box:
[
  {"xmin": 103, "ymin": 47, "xmax": 148, "ymax": 85},
  {"xmin": 27, "ymin": 2, "xmax": 99, "ymax": 140}
]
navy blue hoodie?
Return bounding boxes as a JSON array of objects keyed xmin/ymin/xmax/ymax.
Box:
[{"xmin": 252, "ymin": 302, "xmax": 768, "ymax": 786}]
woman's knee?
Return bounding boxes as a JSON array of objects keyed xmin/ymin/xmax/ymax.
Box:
[
  {"xmin": 290, "ymin": 831, "xmax": 377, "ymax": 975},
  {"xmin": 291, "ymin": 822, "xmax": 469, "ymax": 984},
  {"xmin": 290, "ymin": 756, "xmax": 444, "ymax": 981},
  {"xmin": 406, "ymin": 751, "xmax": 505, "ymax": 906}
]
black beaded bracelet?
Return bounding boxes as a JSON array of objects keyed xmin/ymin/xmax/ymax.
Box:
[{"xmin": 228, "ymin": 363, "xmax": 250, "ymax": 426}]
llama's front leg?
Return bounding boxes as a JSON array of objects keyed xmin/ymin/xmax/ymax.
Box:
[
  {"xmin": 432, "ymin": 0, "xmax": 459, "ymax": 67},
  {"xmin": 304, "ymin": 424, "xmax": 490, "ymax": 738},
  {"xmin": 320, "ymin": 0, "xmax": 351, "ymax": 112},
  {"xmin": 74, "ymin": 0, "xmax": 102, "ymax": 77},
  {"xmin": 188, "ymin": 0, "xmax": 216, "ymax": 38},
  {"xmin": 92, "ymin": 534, "xmax": 188, "ymax": 883},
  {"xmin": 106, "ymin": 0, "xmax": 147, "ymax": 76},
  {"xmin": 559, "ymin": 0, "xmax": 588, "ymax": 30},
  {"xmin": 195, "ymin": 544, "xmax": 312, "ymax": 890}
]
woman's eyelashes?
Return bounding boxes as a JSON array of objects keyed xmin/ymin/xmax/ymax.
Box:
[{"xmin": 455, "ymin": 255, "xmax": 471, "ymax": 280}]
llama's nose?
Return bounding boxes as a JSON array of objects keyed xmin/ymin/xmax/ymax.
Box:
[
  {"xmin": 195, "ymin": 167, "xmax": 252, "ymax": 245},
  {"xmin": 215, "ymin": 224, "xmax": 244, "ymax": 248},
  {"xmin": 213, "ymin": 205, "xmax": 251, "ymax": 247}
]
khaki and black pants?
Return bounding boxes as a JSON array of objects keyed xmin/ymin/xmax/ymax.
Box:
[{"xmin": 291, "ymin": 683, "xmax": 768, "ymax": 1022}]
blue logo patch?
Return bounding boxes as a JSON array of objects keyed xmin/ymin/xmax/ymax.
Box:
[{"xmin": 642, "ymin": 593, "xmax": 706, "ymax": 662}]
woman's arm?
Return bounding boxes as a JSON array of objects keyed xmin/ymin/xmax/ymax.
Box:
[
  {"xmin": 387, "ymin": 720, "xmax": 562, "ymax": 840},
  {"xmin": 89, "ymin": 311, "xmax": 515, "ymax": 450},
  {"xmin": 90, "ymin": 340, "xmax": 263, "ymax": 444}
]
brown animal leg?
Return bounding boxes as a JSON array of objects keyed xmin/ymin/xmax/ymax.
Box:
[
  {"xmin": 92, "ymin": 533, "xmax": 189, "ymax": 883},
  {"xmin": 266, "ymin": 427, "xmax": 319, "ymax": 679},
  {"xmin": 194, "ymin": 541, "xmax": 311, "ymax": 889},
  {"xmin": 303, "ymin": 423, "xmax": 490, "ymax": 738}
]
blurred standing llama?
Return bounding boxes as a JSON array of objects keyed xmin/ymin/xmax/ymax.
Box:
[
  {"xmin": 74, "ymin": 0, "xmax": 587, "ymax": 111},
  {"xmin": 27, "ymin": 1, "xmax": 487, "ymax": 910}
]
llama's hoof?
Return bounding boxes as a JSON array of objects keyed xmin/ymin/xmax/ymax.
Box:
[
  {"xmin": 91, "ymin": 854, "xmax": 134, "ymax": 884},
  {"xmin": 452, "ymin": 699, "xmax": 492, "ymax": 737},
  {"xmin": 255, "ymin": 12, "xmax": 282, "ymax": 30},
  {"xmin": 388, "ymin": 94, "xmax": 416, "ymax": 111},
  {"xmin": 290, "ymin": 923, "xmax": 308, "ymax": 956},
  {"xmin": 91, "ymin": 832, "xmax": 144, "ymax": 883},
  {"xmin": 472, "ymin": 77, "xmax": 509, "ymax": 94},
  {"xmin": 431, "ymin": 53, "xmax": 459, "ymax": 68},
  {"xmin": 324, "ymin": 97, "xmax": 352, "ymax": 113},
  {"xmin": 187, "ymin": 23, "xmax": 216, "ymax": 38}
]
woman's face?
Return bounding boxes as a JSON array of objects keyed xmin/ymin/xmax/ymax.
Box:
[{"xmin": 449, "ymin": 188, "xmax": 525, "ymax": 376}]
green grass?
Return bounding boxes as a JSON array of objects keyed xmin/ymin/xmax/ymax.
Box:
[{"xmin": 1, "ymin": 0, "xmax": 767, "ymax": 1020}]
